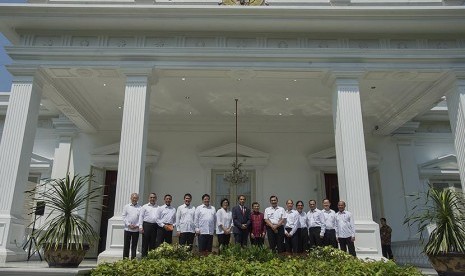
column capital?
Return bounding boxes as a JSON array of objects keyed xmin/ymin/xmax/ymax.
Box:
[
  {"xmin": 52, "ymin": 115, "xmax": 78, "ymax": 138},
  {"xmin": 122, "ymin": 68, "xmax": 159, "ymax": 86},
  {"xmin": 322, "ymin": 70, "xmax": 364, "ymax": 88}
]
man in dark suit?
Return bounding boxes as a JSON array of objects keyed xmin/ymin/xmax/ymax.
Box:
[{"xmin": 232, "ymin": 195, "xmax": 251, "ymax": 247}]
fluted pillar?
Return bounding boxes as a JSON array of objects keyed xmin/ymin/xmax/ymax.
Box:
[
  {"xmin": 332, "ymin": 77, "xmax": 382, "ymax": 259},
  {"xmin": 0, "ymin": 76, "xmax": 43, "ymax": 263},
  {"xmin": 446, "ymin": 79, "xmax": 465, "ymax": 192},
  {"xmin": 98, "ymin": 75, "xmax": 151, "ymax": 263}
]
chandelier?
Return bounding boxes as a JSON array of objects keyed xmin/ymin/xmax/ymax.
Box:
[{"xmin": 224, "ymin": 99, "xmax": 249, "ymax": 185}]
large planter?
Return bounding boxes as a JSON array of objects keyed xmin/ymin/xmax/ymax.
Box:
[
  {"xmin": 428, "ymin": 252, "xmax": 465, "ymax": 276},
  {"xmin": 44, "ymin": 244, "xmax": 90, "ymax": 268}
]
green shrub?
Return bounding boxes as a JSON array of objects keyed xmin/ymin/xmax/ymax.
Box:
[
  {"xmin": 92, "ymin": 246, "xmax": 423, "ymax": 276},
  {"xmin": 146, "ymin": 242, "xmax": 192, "ymax": 261}
]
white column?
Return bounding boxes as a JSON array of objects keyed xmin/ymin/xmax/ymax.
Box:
[
  {"xmin": 50, "ymin": 115, "xmax": 77, "ymax": 179},
  {"xmin": 332, "ymin": 77, "xmax": 382, "ymax": 259},
  {"xmin": 98, "ymin": 76, "xmax": 151, "ymax": 263},
  {"xmin": 446, "ymin": 79, "xmax": 465, "ymax": 192},
  {"xmin": 0, "ymin": 76, "xmax": 43, "ymax": 263}
]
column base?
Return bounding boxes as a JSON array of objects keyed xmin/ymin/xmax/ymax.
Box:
[
  {"xmin": 0, "ymin": 215, "xmax": 28, "ymax": 264},
  {"xmin": 354, "ymin": 220, "xmax": 383, "ymax": 260},
  {"xmin": 97, "ymin": 216, "xmax": 125, "ymax": 264}
]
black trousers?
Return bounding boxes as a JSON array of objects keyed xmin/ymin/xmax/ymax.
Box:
[
  {"xmin": 308, "ymin": 226, "xmax": 323, "ymax": 248},
  {"xmin": 266, "ymin": 225, "xmax": 285, "ymax": 253},
  {"xmin": 250, "ymin": 237, "xmax": 264, "ymax": 247},
  {"xmin": 198, "ymin": 234, "xmax": 213, "ymax": 252},
  {"xmin": 179, "ymin": 232, "xmax": 195, "ymax": 250},
  {"xmin": 382, "ymin": 244, "xmax": 394, "ymax": 259},
  {"xmin": 217, "ymin": 234, "xmax": 231, "ymax": 248},
  {"xmin": 298, "ymin": 227, "xmax": 309, "ymax": 253},
  {"xmin": 339, "ymin": 237, "xmax": 357, "ymax": 257},
  {"xmin": 123, "ymin": 230, "xmax": 139, "ymax": 259},
  {"xmin": 285, "ymin": 227, "xmax": 300, "ymax": 253},
  {"xmin": 156, "ymin": 226, "xmax": 173, "ymax": 247},
  {"xmin": 234, "ymin": 230, "xmax": 249, "ymax": 247},
  {"xmin": 323, "ymin": 229, "xmax": 338, "ymax": 249},
  {"xmin": 141, "ymin": 222, "xmax": 158, "ymax": 257}
]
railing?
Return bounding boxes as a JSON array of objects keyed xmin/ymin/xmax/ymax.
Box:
[{"xmin": 392, "ymin": 240, "xmax": 431, "ymax": 268}]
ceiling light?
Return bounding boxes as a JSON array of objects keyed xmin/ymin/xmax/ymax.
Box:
[
  {"xmin": 293, "ymin": 79, "xmax": 297, "ymax": 82},
  {"xmin": 118, "ymin": 106, "xmax": 122, "ymax": 109},
  {"xmin": 103, "ymin": 83, "xmax": 107, "ymax": 87},
  {"xmin": 182, "ymin": 77, "xmax": 186, "ymax": 81},
  {"xmin": 278, "ymin": 113, "xmax": 282, "ymax": 116},
  {"xmin": 185, "ymin": 96, "xmax": 190, "ymax": 100},
  {"xmin": 285, "ymin": 97, "xmax": 289, "ymax": 101},
  {"xmin": 189, "ymin": 111, "xmax": 192, "ymax": 115}
]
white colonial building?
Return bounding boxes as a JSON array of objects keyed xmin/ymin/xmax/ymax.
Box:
[{"xmin": 0, "ymin": 0, "xmax": 464, "ymax": 266}]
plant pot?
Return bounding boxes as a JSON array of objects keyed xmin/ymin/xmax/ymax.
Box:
[
  {"xmin": 428, "ymin": 252, "xmax": 465, "ymax": 276},
  {"xmin": 43, "ymin": 244, "xmax": 90, "ymax": 268}
]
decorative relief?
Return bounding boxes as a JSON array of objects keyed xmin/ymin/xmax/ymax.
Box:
[
  {"xmin": 427, "ymin": 40, "xmax": 457, "ymax": 49},
  {"xmin": 226, "ymin": 38, "xmax": 257, "ymax": 48},
  {"xmin": 145, "ymin": 37, "xmax": 176, "ymax": 48},
  {"xmin": 222, "ymin": 0, "xmax": 264, "ymax": 5},
  {"xmin": 71, "ymin": 36, "xmax": 98, "ymax": 47},
  {"xmin": 33, "ymin": 36, "xmax": 62, "ymax": 47},
  {"xmin": 108, "ymin": 37, "xmax": 136, "ymax": 47},
  {"xmin": 390, "ymin": 39, "xmax": 417, "ymax": 49},
  {"xmin": 307, "ymin": 39, "xmax": 339, "ymax": 48},
  {"xmin": 185, "ymin": 37, "xmax": 216, "ymax": 47},
  {"xmin": 349, "ymin": 39, "xmax": 379, "ymax": 49},
  {"xmin": 267, "ymin": 38, "xmax": 298, "ymax": 48}
]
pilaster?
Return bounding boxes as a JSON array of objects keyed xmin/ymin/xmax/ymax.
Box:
[
  {"xmin": 332, "ymin": 76, "xmax": 382, "ymax": 259},
  {"xmin": 446, "ymin": 79, "xmax": 465, "ymax": 193},
  {"xmin": 50, "ymin": 115, "xmax": 78, "ymax": 179},
  {"xmin": 0, "ymin": 75, "xmax": 44, "ymax": 263},
  {"xmin": 97, "ymin": 75, "xmax": 152, "ymax": 263}
]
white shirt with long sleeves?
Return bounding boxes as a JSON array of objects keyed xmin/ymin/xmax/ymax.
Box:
[
  {"xmin": 264, "ymin": 206, "xmax": 286, "ymax": 225},
  {"xmin": 138, "ymin": 203, "xmax": 160, "ymax": 229},
  {"xmin": 307, "ymin": 208, "xmax": 326, "ymax": 236},
  {"xmin": 216, "ymin": 208, "xmax": 233, "ymax": 235},
  {"xmin": 335, "ymin": 210, "xmax": 355, "ymax": 238},
  {"xmin": 122, "ymin": 203, "xmax": 141, "ymax": 232},
  {"xmin": 284, "ymin": 209, "xmax": 300, "ymax": 236},
  {"xmin": 322, "ymin": 209, "xmax": 337, "ymax": 230},
  {"xmin": 176, "ymin": 204, "xmax": 196, "ymax": 233},
  {"xmin": 157, "ymin": 204, "xmax": 176, "ymax": 228},
  {"xmin": 194, "ymin": 204, "xmax": 216, "ymax": 235},
  {"xmin": 297, "ymin": 211, "xmax": 308, "ymax": 228}
]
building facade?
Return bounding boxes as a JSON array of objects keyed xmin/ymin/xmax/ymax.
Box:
[{"xmin": 0, "ymin": 0, "xmax": 465, "ymax": 266}]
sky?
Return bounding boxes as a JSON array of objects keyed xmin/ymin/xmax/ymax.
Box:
[{"xmin": 0, "ymin": 0, "xmax": 27, "ymax": 92}]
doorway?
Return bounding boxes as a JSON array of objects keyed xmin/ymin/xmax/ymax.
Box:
[
  {"xmin": 324, "ymin": 173, "xmax": 339, "ymax": 212},
  {"xmin": 98, "ymin": 170, "xmax": 117, "ymax": 253}
]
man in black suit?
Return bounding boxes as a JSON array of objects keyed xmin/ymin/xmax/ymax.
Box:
[{"xmin": 232, "ymin": 195, "xmax": 251, "ymax": 247}]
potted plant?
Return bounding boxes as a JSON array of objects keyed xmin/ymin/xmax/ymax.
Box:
[
  {"xmin": 26, "ymin": 174, "xmax": 102, "ymax": 268},
  {"xmin": 404, "ymin": 185, "xmax": 465, "ymax": 275}
]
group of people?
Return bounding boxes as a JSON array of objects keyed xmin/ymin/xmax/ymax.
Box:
[{"xmin": 122, "ymin": 192, "xmax": 357, "ymax": 259}]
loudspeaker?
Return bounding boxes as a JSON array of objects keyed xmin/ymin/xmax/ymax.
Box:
[{"xmin": 35, "ymin": 201, "xmax": 45, "ymax": 216}]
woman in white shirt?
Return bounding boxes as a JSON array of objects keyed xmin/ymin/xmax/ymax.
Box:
[{"xmin": 216, "ymin": 198, "xmax": 233, "ymax": 250}]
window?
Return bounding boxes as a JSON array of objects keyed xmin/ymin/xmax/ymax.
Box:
[
  {"xmin": 431, "ymin": 180, "xmax": 462, "ymax": 192},
  {"xmin": 211, "ymin": 169, "xmax": 255, "ymax": 209}
]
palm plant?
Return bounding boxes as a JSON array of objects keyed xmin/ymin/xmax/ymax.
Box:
[
  {"xmin": 27, "ymin": 174, "xmax": 102, "ymax": 251},
  {"xmin": 404, "ymin": 186, "xmax": 465, "ymax": 255}
]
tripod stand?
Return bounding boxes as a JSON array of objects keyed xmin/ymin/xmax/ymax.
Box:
[{"xmin": 23, "ymin": 213, "xmax": 43, "ymax": 261}]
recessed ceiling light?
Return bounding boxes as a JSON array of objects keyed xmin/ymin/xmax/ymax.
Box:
[
  {"xmin": 40, "ymin": 103, "xmax": 43, "ymax": 106},
  {"xmin": 278, "ymin": 113, "xmax": 282, "ymax": 116},
  {"xmin": 103, "ymin": 83, "xmax": 107, "ymax": 87},
  {"xmin": 293, "ymin": 79, "xmax": 297, "ymax": 82},
  {"xmin": 118, "ymin": 106, "xmax": 122, "ymax": 109},
  {"xmin": 185, "ymin": 96, "xmax": 190, "ymax": 100},
  {"xmin": 237, "ymin": 78, "xmax": 241, "ymax": 81},
  {"xmin": 182, "ymin": 77, "xmax": 186, "ymax": 81},
  {"xmin": 285, "ymin": 97, "xmax": 289, "ymax": 101},
  {"xmin": 189, "ymin": 111, "xmax": 192, "ymax": 115}
]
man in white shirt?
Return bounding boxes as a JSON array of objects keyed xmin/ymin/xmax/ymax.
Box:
[
  {"xmin": 264, "ymin": 195, "xmax": 286, "ymax": 253},
  {"xmin": 138, "ymin": 193, "xmax": 160, "ymax": 257},
  {"xmin": 194, "ymin": 194, "xmax": 216, "ymax": 252},
  {"xmin": 156, "ymin": 194, "xmax": 176, "ymax": 246},
  {"xmin": 307, "ymin": 199, "xmax": 325, "ymax": 248},
  {"xmin": 322, "ymin": 199, "xmax": 338, "ymax": 249},
  {"xmin": 284, "ymin": 199, "xmax": 300, "ymax": 254},
  {"xmin": 335, "ymin": 200, "xmax": 356, "ymax": 257},
  {"xmin": 122, "ymin": 193, "xmax": 141, "ymax": 259},
  {"xmin": 176, "ymin": 193, "xmax": 196, "ymax": 250}
]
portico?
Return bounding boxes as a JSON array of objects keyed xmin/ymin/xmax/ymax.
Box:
[{"xmin": 1, "ymin": 2, "xmax": 465, "ymax": 264}]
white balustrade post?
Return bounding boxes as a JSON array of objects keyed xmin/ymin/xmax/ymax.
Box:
[{"xmin": 0, "ymin": 76, "xmax": 43, "ymax": 263}]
